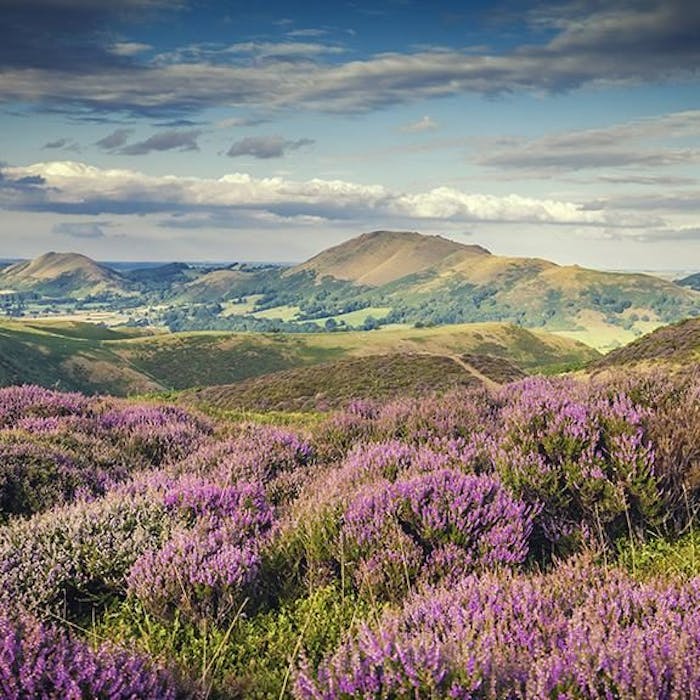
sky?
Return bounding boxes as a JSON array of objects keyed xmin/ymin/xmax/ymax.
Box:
[{"xmin": 0, "ymin": 0, "xmax": 699, "ymax": 269}]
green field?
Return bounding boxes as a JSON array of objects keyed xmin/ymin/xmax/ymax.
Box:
[{"xmin": 0, "ymin": 318, "xmax": 600, "ymax": 396}]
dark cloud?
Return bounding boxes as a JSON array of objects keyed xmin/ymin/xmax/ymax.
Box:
[
  {"xmin": 0, "ymin": 1, "xmax": 698, "ymax": 117},
  {"xmin": 119, "ymin": 129, "xmax": 201, "ymax": 155},
  {"xmin": 0, "ymin": 0, "xmax": 182, "ymax": 72},
  {"xmin": 42, "ymin": 137, "xmax": 72, "ymax": 149},
  {"xmin": 478, "ymin": 110, "xmax": 700, "ymax": 174},
  {"xmin": 95, "ymin": 128, "xmax": 132, "ymax": 150},
  {"xmin": 52, "ymin": 221, "xmax": 109, "ymax": 238},
  {"xmin": 226, "ymin": 135, "xmax": 314, "ymax": 159}
]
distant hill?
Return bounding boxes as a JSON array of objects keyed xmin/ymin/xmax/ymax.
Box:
[
  {"xmin": 0, "ymin": 319, "xmax": 597, "ymax": 395},
  {"xmin": 0, "ymin": 252, "xmax": 128, "ymax": 297},
  {"xmin": 255, "ymin": 230, "xmax": 700, "ymax": 352},
  {"xmin": 678, "ymin": 273, "xmax": 700, "ymax": 291},
  {"xmin": 181, "ymin": 352, "xmax": 526, "ymax": 412},
  {"xmin": 592, "ymin": 317, "xmax": 700, "ymax": 370},
  {"xmin": 9, "ymin": 233, "xmax": 698, "ymax": 353},
  {"xmin": 291, "ymin": 230, "xmax": 490, "ymax": 286}
]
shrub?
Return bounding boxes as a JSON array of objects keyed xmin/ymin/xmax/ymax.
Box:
[
  {"xmin": 297, "ymin": 558, "xmax": 700, "ymax": 699},
  {"xmin": 0, "ymin": 612, "xmax": 181, "ymax": 699},
  {"xmin": 0, "ymin": 491, "xmax": 171, "ymax": 619},
  {"xmin": 493, "ymin": 377, "xmax": 661, "ymax": 552},
  {"xmin": 128, "ymin": 480, "xmax": 275, "ymax": 624},
  {"xmin": 343, "ymin": 469, "xmax": 534, "ymax": 598}
]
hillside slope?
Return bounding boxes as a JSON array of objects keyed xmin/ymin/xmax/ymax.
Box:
[
  {"xmin": 592, "ymin": 317, "xmax": 700, "ymax": 369},
  {"xmin": 0, "ymin": 252, "xmax": 129, "ymax": 297},
  {"xmin": 292, "ymin": 230, "xmax": 490, "ymax": 286},
  {"xmin": 262, "ymin": 231, "xmax": 700, "ymax": 352},
  {"xmin": 0, "ymin": 319, "xmax": 598, "ymax": 395},
  {"xmin": 182, "ymin": 352, "xmax": 527, "ymax": 412}
]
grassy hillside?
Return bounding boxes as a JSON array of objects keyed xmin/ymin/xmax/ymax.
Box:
[
  {"xmin": 291, "ymin": 230, "xmax": 490, "ymax": 286},
  {"xmin": 0, "ymin": 252, "xmax": 129, "ymax": 297},
  {"xmin": 0, "ymin": 319, "xmax": 598, "ymax": 395},
  {"xmin": 0, "ymin": 320, "xmax": 162, "ymax": 395},
  {"xmin": 592, "ymin": 317, "xmax": 700, "ymax": 369},
  {"xmin": 679, "ymin": 272, "xmax": 700, "ymax": 291},
  {"xmin": 181, "ymin": 352, "xmax": 526, "ymax": 412}
]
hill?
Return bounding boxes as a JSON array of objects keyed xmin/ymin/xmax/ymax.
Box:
[
  {"xmin": 0, "ymin": 252, "xmax": 129, "ymax": 297},
  {"xmin": 291, "ymin": 230, "xmax": 491, "ymax": 286},
  {"xmin": 678, "ymin": 273, "xmax": 700, "ymax": 291},
  {"xmin": 0, "ymin": 319, "xmax": 162, "ymax": 395},
  {"xmin": 181, "ymin": 352, "xmax": 526, "ymax": 412},
  {"xmin": 234, "ymin": 231, "xmax": 700, "ymax": 352},
  {"xmin": 592, "ymin": 317, "xmax": 700, "ymax": 370},
  {"xmin": 0, "ymin": 319, "xmax": 598, "ymax": 395}
]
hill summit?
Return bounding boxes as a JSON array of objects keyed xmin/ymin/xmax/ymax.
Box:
[
  {"xmin": 0, "ymin": 251, "xmax": 127, "ymax": 296},
  {"xmin": 291, "ymin": 230, "xmax": 491, "ymax": 286}
]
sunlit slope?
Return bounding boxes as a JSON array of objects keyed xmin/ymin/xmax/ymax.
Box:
[
  {"xmin": 0, "ymin": 252, "xmax": 129, "ymax": 297},
  {"xmin": 0, "ymin": 318, "xmax": 598, "ymax": 395},
  {"xmin": 182, "ymin": 352, "xmax": 527, "ymax": 412}
]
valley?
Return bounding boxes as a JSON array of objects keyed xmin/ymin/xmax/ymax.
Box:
[{"xmin": 2, "ymin": 231, "xmax": 698, "ymax": 353}]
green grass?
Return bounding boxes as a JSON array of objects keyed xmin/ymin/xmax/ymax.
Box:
[
  {"xmin": 100, "ymin": 585, "xmax": 376, "ymax": 699},
  {"xmin": 617, "ymin": 528, "xmax": 700, "ymax": 580},
  {"xmin": 0, "ymin": 318, "xmax": 600, "ymax": 396},
  {"xmin": 181, "ymin": 352, "xmax": 526, "ymax": 413}
]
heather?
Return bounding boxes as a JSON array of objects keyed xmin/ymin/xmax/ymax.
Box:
[
  {"xmin": 1, "ymin": 374, "xmax": 700, "ymax": 698},
  {"xmin": 0, "ymin": 385, "xmax": 212, "ymax": 520},
  {"xmin": 0, "ymin": 611, "xmax": 181, "ymax": 699}
]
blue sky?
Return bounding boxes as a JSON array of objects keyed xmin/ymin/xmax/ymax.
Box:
[{"xmin": 1, "ymin": 0, "xmax": 699, "ymax": 268}]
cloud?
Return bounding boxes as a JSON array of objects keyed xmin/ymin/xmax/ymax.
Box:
[
  {"xmin": 108, "ymin": 42, "xmax": 152, "ymax": 57},
  {"xmin": 1, "ymin": 1, "xmax": 698, "ymax": 117},
  {"xmin": 42, "ymin": 138, "xmax": 74, "ymax": 149},
  {"xmin": 0, "ymin": 0, "xmax": 182, "ymax": 73},
  {"xmin": 119, "ymin": 129, "xmax": 201, "ymax": 155},
  {"xmin": 2, "ymin": 159, "xmax": 649, "ymax": 231},
  {"xmin": 223, "ymin": 41, "xmax": 345, "ymax": 58},
  {"xmin": 286, "ymin": 28, "xmax": 329, "ymax": 38},
  {"xmin": 478, "ymin": 110, "xmax": 700, "ymax": 174},
  {"xmin": 226, "ymin": 136, "xmax": 314, "ymax": 159},
  {"xmin": 95, "ymin": 128, "xmax": 133, "ymax": 150},
  {"xmin": 216, "ymin": 116, "xmax": 268, "ymax": 129},
  {"xmin": 400, "ymin": 116, "xmax": 438, "ymax": 133},
  {"xmin": 52, "ymin": 221, "xmax": 109, "ymax": 238}
]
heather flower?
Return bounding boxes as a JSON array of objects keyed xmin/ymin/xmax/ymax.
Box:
[
  {"xmin": 297, "ymin": 558, "xmax": 700, "ymax": 699},
  {"xmin": 129, "ymin": 480, "xmax": 275, "ymax": 623},
  {"xmin": 343, "ymin": 469, "xmax": 534, "ymax": 597},
  {"xmin": 0, "ymin": 490, "xmax": 171, "ymax": 618},
  {"xmin": 0, "ymin": 612, "xmax": 181, "ymax": 699},
  {"xmin": 493, "ymin": 377, "xmax": 661, "ymax": 550}
]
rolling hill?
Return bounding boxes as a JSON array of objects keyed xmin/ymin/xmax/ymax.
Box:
[
  {"xmin": 0, "ymin": 252, "xmax": 129, "ymax": 297},
  {"xmin": 164, "ymin": 230, "xmax": 695, "ymax": 352},
  {"xmin": 181, "ymin": 352, "xmax": 527, "ymax": 412},
  {"xmin": 0, "ymin": 318, "xmax": 598, "ymax": 396},
  {"xmin": 291, "ymin": 230, "xmax": 491, "ymax": 286},
  {"xmin": 591, "ymin": 317, "xmax": 700, "ymax": 370},
  {"xmin": 679, "ymin": 273, "xmax": 700, "ymax": 291}
]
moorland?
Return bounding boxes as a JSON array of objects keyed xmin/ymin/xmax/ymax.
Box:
[{"xmin": 1, "ymin": 230, "xmax": 700, "ymax": 698}]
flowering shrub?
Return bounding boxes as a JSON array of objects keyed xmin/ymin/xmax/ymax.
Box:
[
  {"xmin": 313, "ymin": 389, "xmax": 497, "ymax": 461},
  {"xmin": 0, "ymin": 388, "xmax": 212, "ymax": 521},
  {"xmin": 0, "ymin": 385, "xmax": 91, "ymax": 426},
  {"xmin": 297, "ymin": 557, "xmax": 700, "ymax": 699},
  {"xmin": 343, "ymin": 469, "xmax": 534, "ymax": 597},
  {"xmin": 175, "ymin": 425, "xmax": 314, "ymax": 505},
  {"xmin": 493, "ymin": 377, "xmax": 661, "ymax": 550},
  {"xmin": 0, "ymin": 612, "xmax": 180, "ymax": 699},
  {"xmin": 129, "ymin": 480, "xmax": 275, "ymax": 623},
  {"xmin": 0, "ymin": 491, "xmax": 171, "ymax": 618}
]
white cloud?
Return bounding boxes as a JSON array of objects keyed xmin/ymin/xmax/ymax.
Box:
[
  {"xmin": 400, "ymin": 116, "xmax": 438, "ymax": 133},
  {"xmin": 109, "ymin": 42, "xmax": 152, "ymax": 57},
  {"xmin": 3, "ymin": 160, "xmax": 636, "ymax": 228}
]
